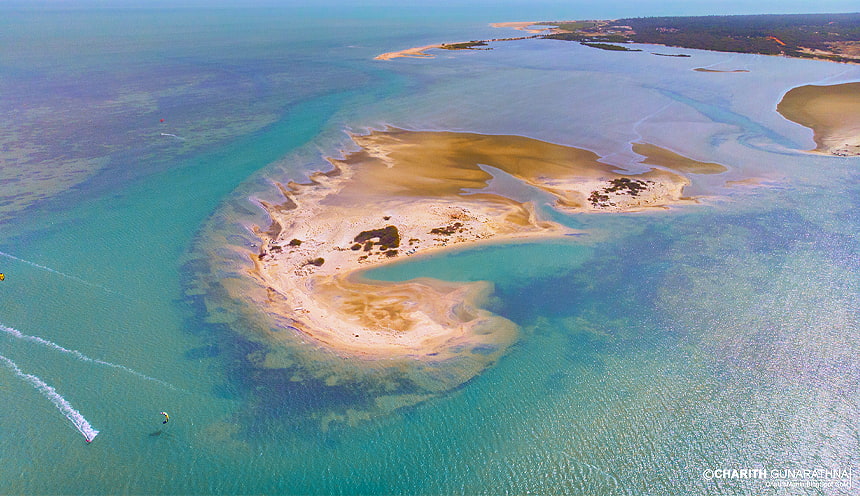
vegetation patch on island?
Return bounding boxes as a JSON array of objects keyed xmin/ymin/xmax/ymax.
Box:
[
  {"xmin": 581, "ymin": 42, "xmax": 642, "ymax": 52},
  {"xmin": 441, "ymin": 41, "xmax": 490, "ymax": 50},
  {"xmin": 354, "ymin": 225, "xmax": 401, "ymax": 249},
  {"xmin": 588, "ymin": 178, "xmax": 653, "ymax": 208}
]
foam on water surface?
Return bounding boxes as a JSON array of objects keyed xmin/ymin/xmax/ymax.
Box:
[
  {"xmin": 0, "ymin": 323, "xmax": 180, "ymax": 391},
  {"xmin": 0, "ymin": 354, "xmax": 99, "ymax": 443}
]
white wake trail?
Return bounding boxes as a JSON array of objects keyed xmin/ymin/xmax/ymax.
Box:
[
  {"xmin": 0, "ymin": 354, "xmax": 99, "ymax": 442},
  {"xmin": 1, "ymin": 323, "xmax": 180, "ymax": 392},
  {"xmin": 0, "ymin": 250, "xmax": 125, "ymax": 297}
]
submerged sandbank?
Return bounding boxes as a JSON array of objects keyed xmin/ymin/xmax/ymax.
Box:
[
  {"xmin": 632, "ymin": 143, "xmax": 728, "ymax": 174},
  {"xmin": 777, "ymin": 82, "xmax": 860, "ymax": 156},
  {"xmin": 250, "ymin": 128, "xmax": 724, "ymax": 370}
]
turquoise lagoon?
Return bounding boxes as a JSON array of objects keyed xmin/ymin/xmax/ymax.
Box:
[{"xmin": 0, "ymin": 4, "xmax": 858, "ymax": 495}]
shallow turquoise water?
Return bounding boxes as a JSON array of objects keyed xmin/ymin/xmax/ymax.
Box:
[{"xmin": 1, "ymin": 4, "xmax": 859, "ymax": 495}]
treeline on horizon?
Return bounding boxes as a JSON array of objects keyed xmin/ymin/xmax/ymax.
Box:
[{"xmin": 546, "ymin": 12, "xmax": 860, "ymax": 62}]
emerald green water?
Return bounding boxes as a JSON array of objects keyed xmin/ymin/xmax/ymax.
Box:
[{"xmin": 1, "ymin": 4, "xmax": 859, "ymax": 495}]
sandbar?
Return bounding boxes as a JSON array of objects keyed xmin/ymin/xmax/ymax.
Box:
[
  {"xmin": 489, "ymin": 21, "xmax": 553, "ymax": 34},
  {"xmin": 694, "ymin": 68, "xmax": 750, "ymax": 73},
  {"xmin": 374, "ymin": 44, "xmax": 443, "ymax": 61},
  {"xmin": 251, "ymin": 128, "xmax": 722, "ymax": 366},
  {"xmin": 375, "ymin": 22, "xmax": 552, "ymax": 61},
  {"xmin": 777, "ymin": 82, "xmax": 860, "ymax": 156},
  {"xmin": 632, "ymin": 142, "xmax": 728, "ymax": 174}
]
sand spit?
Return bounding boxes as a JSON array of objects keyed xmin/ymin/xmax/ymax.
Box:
[
  {"xmin": 250, "ymin": 128, "xmax": 720, "ymax": 367},
  {"xmin": 777, "ymin": 82, "xmax": 860, "ymax": 157},
  {"xmin": 694, "ymin": 68, "xmax": 750, "ymax": 73},
  {"xmin": 375, "ymin": 22, "xmax": 553, "ymax": 61},
  {"xmin": 489, "ymin": 21, "xmax": 554, "ymax": 34},
  {"xmin": 374, "ymin": 44, "xmax": 443, "ymax": 61},
  {"xmin": 632, "ymin": 142, "xmax": 728, "ymax": 174}
]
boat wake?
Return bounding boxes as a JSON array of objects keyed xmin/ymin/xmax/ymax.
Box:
[
  {"xmin": 0, "ymin": 250, "xmax": 125, "ymax": 297},
  {"xmin": 0, "ymin": 354, "xmax": 99, "ymax": 443},
  {"xmin": 1, "ymin": 323, "xmax": 180, "ymax": 392}
]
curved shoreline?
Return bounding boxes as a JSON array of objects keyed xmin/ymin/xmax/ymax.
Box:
[
  {"xmin": 777, "ymin": 82, "xmax": 860, "ymax": 156},
  {"xmin": 376, "ymin": 16, "xmax": 860, "ymax": 64},
  {"xmin": 250, "ymin": 128, "xmax": 725, "ymax": 364}
]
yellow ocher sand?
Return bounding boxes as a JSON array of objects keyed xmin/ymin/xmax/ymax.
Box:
[
  {"xmin": 488, "ymin": 21, "xmax": 549, "ymax": 34},
  {"xmin": 777, "ymin": 82, "xmax": 860, "ymax": 156},
  {"xmin": 632, "ymin": 142, "xmax": 728, "ymax": 174},
  {"xmin": 250, "ymin": 128, "xmax": 724, "ymax": 367},
  {"xmin": 375, "ymin": 22, "xmax": 557, "ymax": 60},
  {"xmin": 374, "ymin": 44, "xmax": 442, "ymax": 61}
]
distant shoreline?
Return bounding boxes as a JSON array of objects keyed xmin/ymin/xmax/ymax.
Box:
[
  {"xmin": 376, "ymin": 14, "xmax": 860, "ymax": 64},
  {"xmin": 375, "ymin": 17, "xmax": 860, "ymax": 158}
]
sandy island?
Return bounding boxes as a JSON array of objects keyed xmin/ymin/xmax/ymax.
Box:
[
  {"xmin": 488, "ymin": 21, "xmax": 553, "ymax": 34},
  {"xmin": 250, "ymin": 128, "xmax": 727, "ymax": 366},
  {"xmin": 777, "ymin": 82, "xmax": 860, "ymax": 157},
  {"xmin": 374, "ymin": 44, "xmax": 443, "ymax": 61},
  {"xmin": 375, "ymin": 22, "xmax": 557, "ymax": 60},
  {"xmin": 694, "ymin": 68, "xmax": 750, "ymax": 73}
]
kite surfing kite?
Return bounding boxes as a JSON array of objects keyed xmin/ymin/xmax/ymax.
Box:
[{"xmin": 160, "ymin": 411, "xmax": 169, "ymax": 424}]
